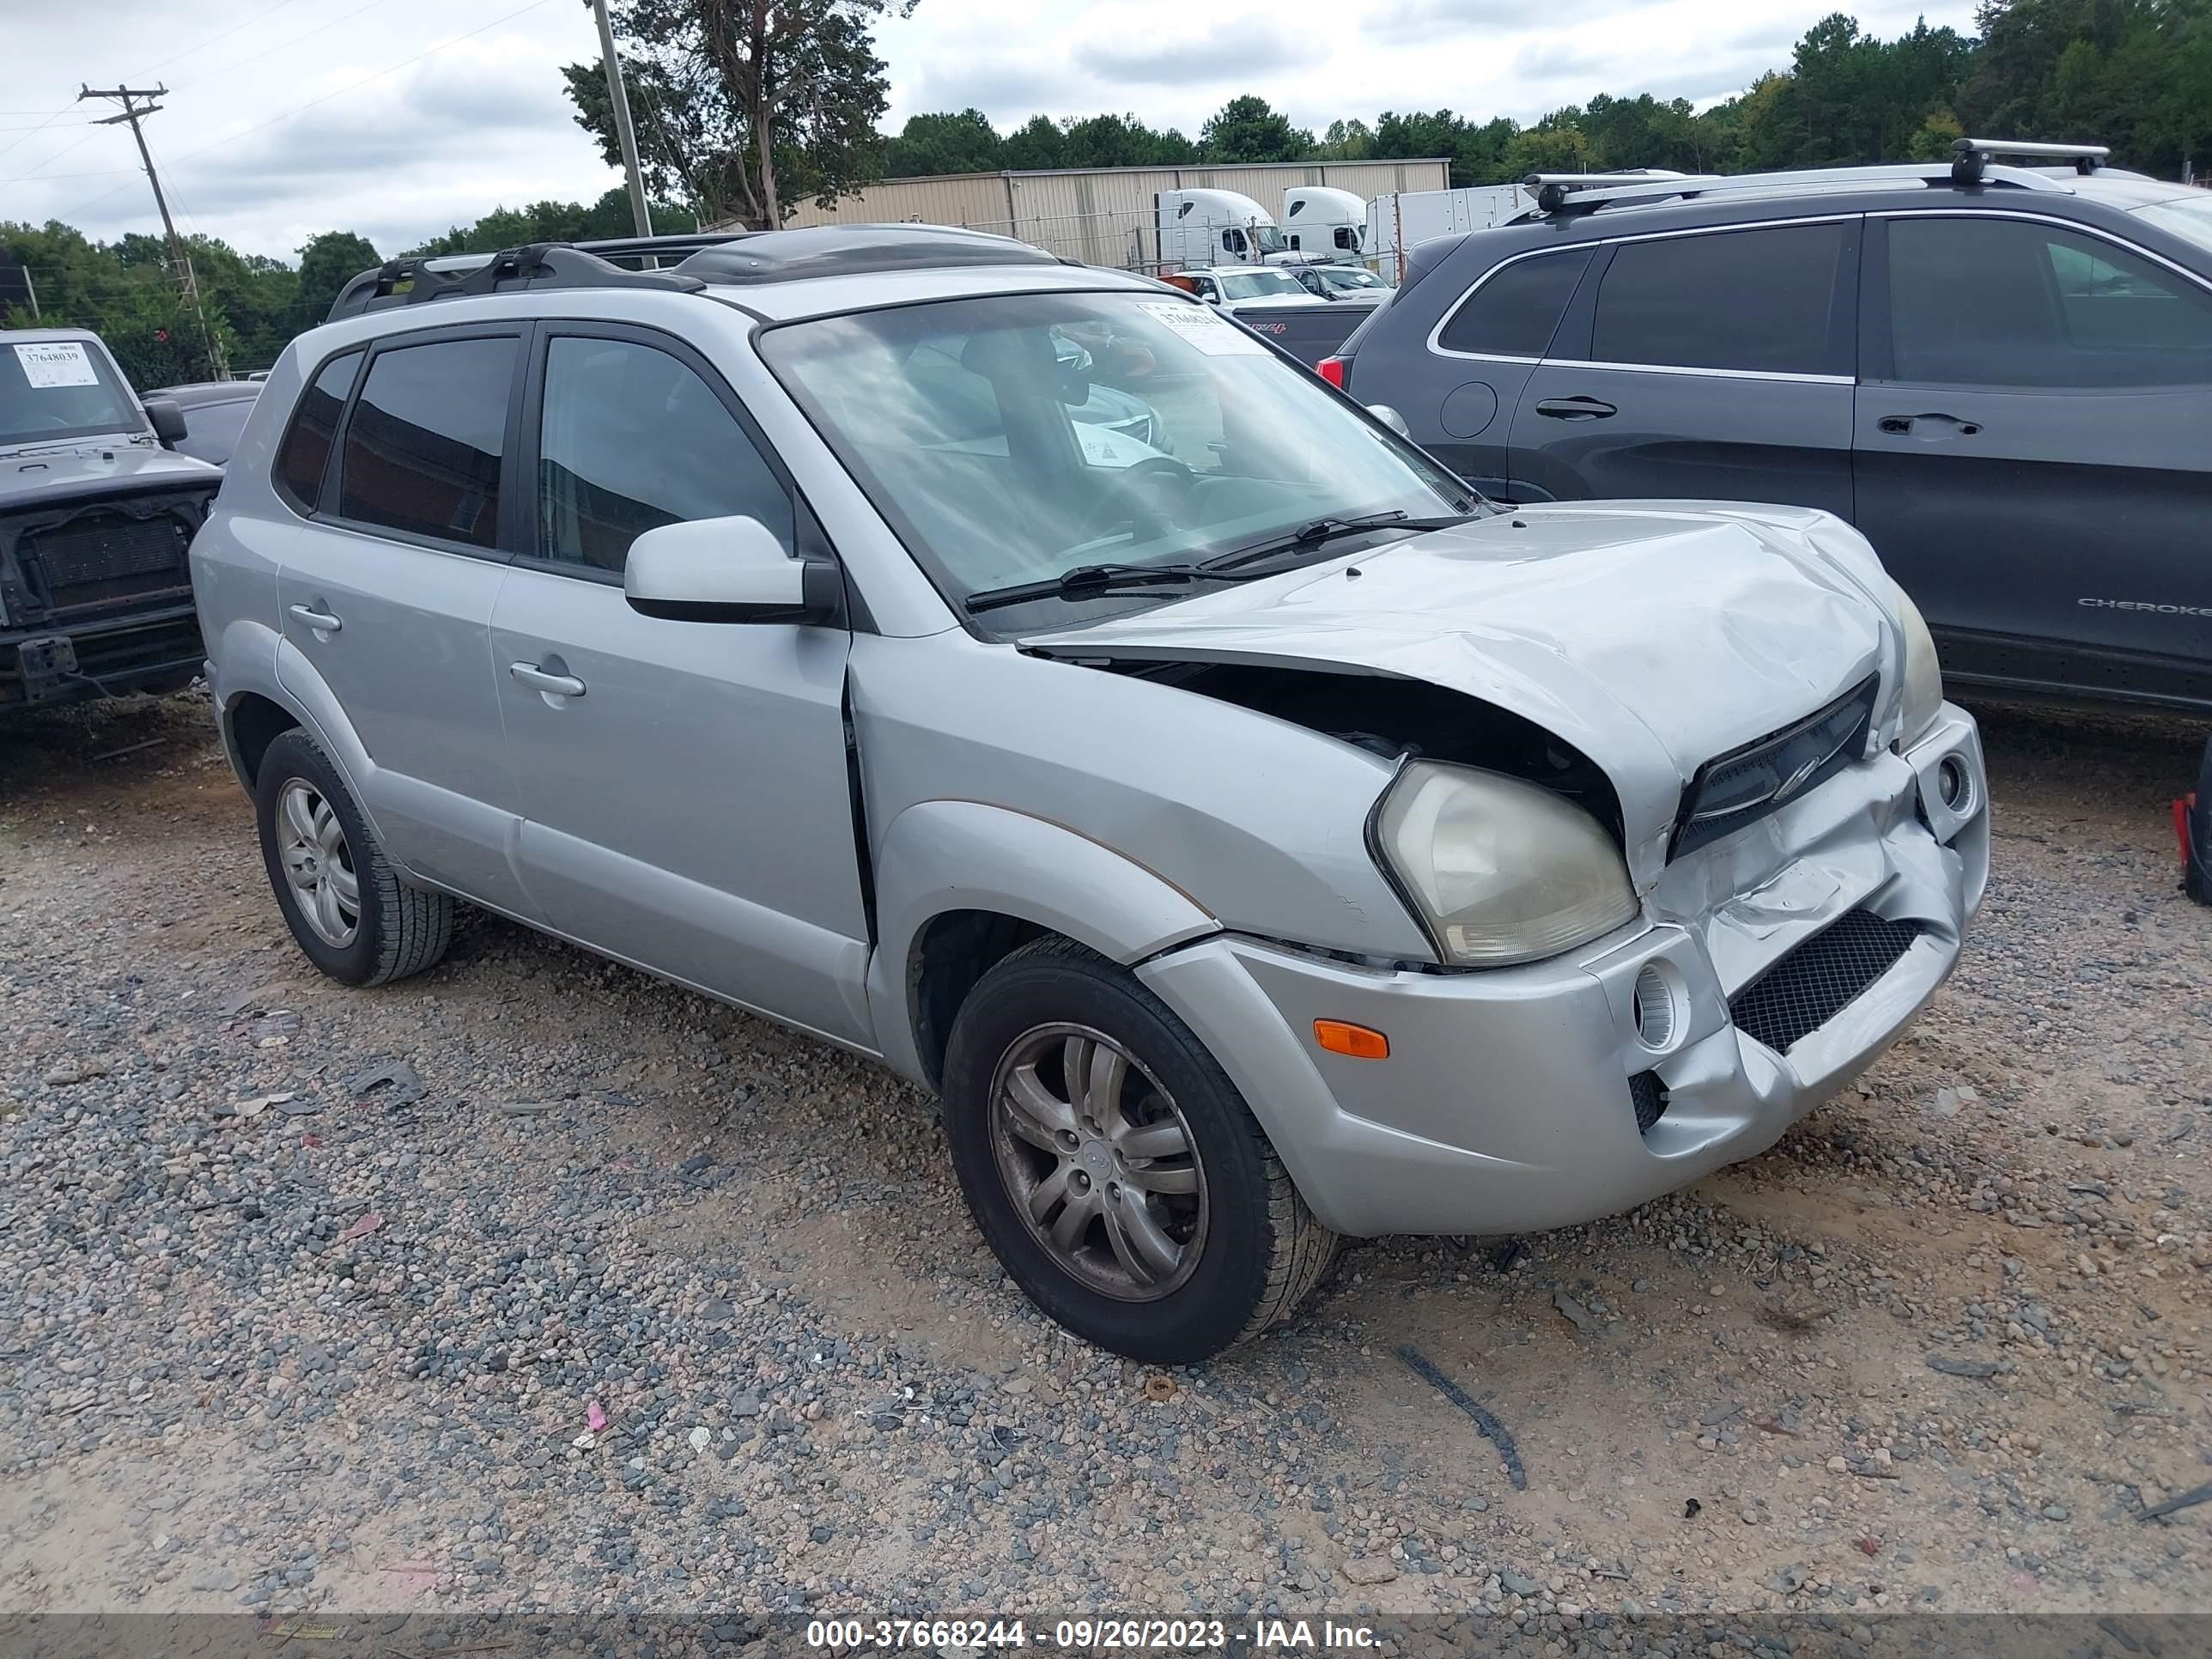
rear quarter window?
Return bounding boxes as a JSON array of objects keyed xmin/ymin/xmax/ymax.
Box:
[
  {"xmin": 273, "ymin": 350, "xmax": 363, "ymax": 514},
  {"xmin": 1436, "ymin": 248, "xmax": 1595, "ymax": 358}
]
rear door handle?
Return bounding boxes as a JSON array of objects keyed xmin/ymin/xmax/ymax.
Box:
[
  {"xmin": 1534, "ymin": 397, "xmax": 1617, "ymax": 421},
  {"xmin": 1877, "ymin": 412, "xmax": 1983, "ymax": 438},
  {"xmin": 509, "ymin": 661, "xmax": 586, "ymax": 698},
  {"xmin": 288, "ymin": 603, "xmax": 342, "ymax": 634}
]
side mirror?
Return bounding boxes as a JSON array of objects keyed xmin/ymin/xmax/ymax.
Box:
[
  {"xmin": 1201, "ymin": 290, "xmax": 1221, "ymax": 306},
  {"xmin": 143, "ymin": 397, "xmax": 187, "ymax": 447},
  {"xmin": 1366, "ymin": 404, "xmax": 1412, "ymax": 439},
  {"xmin": 623, "ymin": 515, "xmax": 841, "ymax": 624}
]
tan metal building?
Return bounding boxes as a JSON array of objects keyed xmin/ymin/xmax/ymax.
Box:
[{"xmin": 728, "ymin": 158, "xmax": 1451, "ymax": 269}]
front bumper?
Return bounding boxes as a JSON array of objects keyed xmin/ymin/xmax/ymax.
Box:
[
  {"xmin": 1138, "ymin": 704, "xmax": 1990, "ymax": 1238},
  {"xmin": 1, "ymin": 600, "xmax": 204, "ymax": 707}
]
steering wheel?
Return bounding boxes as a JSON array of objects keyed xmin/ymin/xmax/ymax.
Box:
[{"xmin": 1074, "ymin": 453, "xmax": 1197, "ymax": 541}]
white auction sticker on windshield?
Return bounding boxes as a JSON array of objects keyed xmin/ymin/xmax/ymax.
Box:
[
  {"xmin": 1137, "ymin": 301, "xmax": 1267, "ymax": 356},
  {"xmin": 14, "ymin": 341, "xmax": 101, "ymax": 389}
]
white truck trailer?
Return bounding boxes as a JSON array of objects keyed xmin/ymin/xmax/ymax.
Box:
[{"xmin": 1364, "ymin": 184, "xmax": 1534, "ymax": 283}]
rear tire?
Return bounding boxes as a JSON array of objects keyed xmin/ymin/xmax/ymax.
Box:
[
  {"xmin": 943, "ymin": 935, "xmax": 1337, "ymax": 1363},
  {"xmin": 253, "ymin": 729, "xmax": 453, "ymax": 987}
]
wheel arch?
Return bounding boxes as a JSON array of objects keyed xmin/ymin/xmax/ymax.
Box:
[{"xmin": 865, "ymin": 799, "xmax": 1220, "ymax": 1091}]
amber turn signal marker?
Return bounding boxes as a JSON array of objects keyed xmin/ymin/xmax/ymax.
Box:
[{"xmin": 1313, "ymin": 1019, "xmax": 1389, "ymax": 1060}]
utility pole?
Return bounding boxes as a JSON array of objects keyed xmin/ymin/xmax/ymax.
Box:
[
  {"xmin": 78, "ymin": 83, "xmax": 229, "ymax": 380},
  {"xmin": 590, "ymin": 0, "xmax": 653, "ymax": 239}
]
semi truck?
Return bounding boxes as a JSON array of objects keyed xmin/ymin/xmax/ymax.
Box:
[{"xmin": 1153, "ymin": 189, "xmax": 1286, "ymax": 269}]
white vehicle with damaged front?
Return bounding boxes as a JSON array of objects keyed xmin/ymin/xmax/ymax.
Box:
[{"xmin": 191, "ymin": 229, "xmax": 1988, "ymax": 1364}]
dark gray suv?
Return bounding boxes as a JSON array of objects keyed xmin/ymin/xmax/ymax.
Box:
[{"xmin": 1334, "ymin": 143, "xmax": 2212, "ymax": 714}]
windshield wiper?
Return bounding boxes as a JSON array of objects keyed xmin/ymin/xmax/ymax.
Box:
[
  {"xmin": 963, "ymin": 561, "xmax": 1270, "ymax": 616},
  {"xmin": 1203, "ymin": 509, "xmax": 1485, "ymax": 574}
]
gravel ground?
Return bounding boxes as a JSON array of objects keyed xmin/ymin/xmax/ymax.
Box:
[{"xmin": 3, "ymin": 690, "xmax": 2210, "ymax": 1631}]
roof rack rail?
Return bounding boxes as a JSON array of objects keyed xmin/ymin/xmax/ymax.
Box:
[
  {"xmin": 1521, "ymin": 157, "xmax": 2081, "ymax": 216},
  {"xmin": 1951, "ymin": 137, "xmax": 2109, "ymax": 183},
  {"xmin": 573, "ymin": 232, "xmax": 755, "ymax": 268},
  {"xmin": 671, "ymin": 222, "xmax": 1061, "ymax": 284},
  {"xmin": 325, "ymin": 241, "xmax": 711, "ymax": 322}
]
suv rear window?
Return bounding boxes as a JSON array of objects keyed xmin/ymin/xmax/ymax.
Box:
[
  {"xmin": 1591, "ymin": 223, "xmax": 1849, "ymax": 375},
  {"xmin": 1437, "ymin": 249, "xmax": 1593, "ymax": 358},
  {"xmin": 274, "ymin": 351, "xmax": 362, "ymax": 513},
  {"xmin": 338, "ymin": 337, "xmax": 516, "ymax": 548}
]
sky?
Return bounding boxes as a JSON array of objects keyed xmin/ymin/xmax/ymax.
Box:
[{"xmin": 1, "ymin": 0, "xmax": 1978, "ymax": 264}]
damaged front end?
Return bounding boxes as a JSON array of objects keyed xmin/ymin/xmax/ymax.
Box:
[
  {"xmin": 1020, "ymin": 507, "xmax": 1990, "ymax": 1237},
  {"xmin": 1, "ymin": 476, "xmax": 213, "ymax": 708}
]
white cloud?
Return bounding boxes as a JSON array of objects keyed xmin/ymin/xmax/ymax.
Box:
[{"xmin": 2, "ymin": 0, "xmax": 1980, "ymax": 262}]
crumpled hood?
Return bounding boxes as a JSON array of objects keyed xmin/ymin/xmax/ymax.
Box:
[
  {"xmin": 1024, "ymin": 501, "xmax": 1902, "ymax": 886},
  {"xmin": 1, "ymin": 441, "xmax": 222, "ymax": 512}
]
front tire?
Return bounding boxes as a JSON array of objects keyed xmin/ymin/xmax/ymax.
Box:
[
  {"xmin": 943, "ymin": 936, "xmax": 1337, "ymax": 1363},
  {"xmin": 253, "ymin": 729, "xmax": 453, "ymax": 987}
]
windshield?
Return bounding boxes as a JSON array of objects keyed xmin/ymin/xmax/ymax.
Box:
[
  {"xmin": 761, "ymin": 290, "xmax": 1474, "ymax": 630},
  {"xmin": 1325, "ymin": 268, "xmax": 1386, "ymax": 291},
  {"xmin": 2, "ymin": 338, "xmax": 146, "ymax": 449},
  {"xmin": 1251, "ymin": 225, "xmax": 1286, "ymax": 254},
  {"xmin": 1220, "ymin": 270, "xmax": 1305, "ymax": 301},
  {"xmin": 2133, "ymin": 192, "xmax": 2212, "ymax": 258}
]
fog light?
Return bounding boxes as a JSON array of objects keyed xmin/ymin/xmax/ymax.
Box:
[
  {"xmin": 1632, "ymin": 962, "xmax": 1681, "ymax": 1052},
  {"xmin": 1936, "ymin": 754, "xmax": 1972, "ymax": 812}
]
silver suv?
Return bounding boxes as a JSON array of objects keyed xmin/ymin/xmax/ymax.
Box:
[{"xmin": 192, "ymin": 226, "xmax": 1990, "ymax": 1362}]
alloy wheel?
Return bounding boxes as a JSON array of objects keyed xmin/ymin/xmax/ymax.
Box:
[{"xmin": 988, "ymin": 1022, "xmax": 1208, "ymax": 1302}]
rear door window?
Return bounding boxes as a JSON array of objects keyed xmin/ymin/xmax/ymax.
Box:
[
  {"xmin": 1437, "ymin": 248, "xmax": 1594, "ymax": 358},
  {"xmin": 1590, "ymin": 222, "xmax": 1851, "ymax": 375},
  {"xmin": 337, "ymin": 336, "xmax": 518, "ymax": 549},
  {"xmin": 274, "ymin": 350, "xmax": 362, "ymax": 514},
  {"xmin": 1883, "ymin": 216, "xmax": 2212, "ymax": 387}
]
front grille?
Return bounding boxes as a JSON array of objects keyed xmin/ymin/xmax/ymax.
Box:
[
  {"xmin": 1628, "ymin": 1071, "xmax": 1670, "ymax": 1135},
  {"xmin": 1728, "ymin": 908, "xmax": 1925, "ymax": 1054},
  {"xmin": 25, "ymin": 512, "xmax": 191, "ymax": 610},
  {"xmin": 1672, "ymin": 676, "xmax": 1880, "ymax": 860}
]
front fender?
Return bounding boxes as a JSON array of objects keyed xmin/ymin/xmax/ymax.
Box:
[{"xmin": 866, "ymin": 798, "xmax": 1221, "ymax": 1085}]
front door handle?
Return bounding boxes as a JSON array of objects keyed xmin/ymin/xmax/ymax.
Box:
[
  {"xmin": 1534, "ymin": 396, "xmax": 1617, "ymax": 421},
  {"xmin": 509, "ymin": 661, "xmax": 586, "ymax": 699},
  {"xmin": 1877, "ymin": 412, "xmax": 1983, "ymax": 438},
  {"xmin": 288, "ymin": 603, "xmax": 342, "ymax": 634}
]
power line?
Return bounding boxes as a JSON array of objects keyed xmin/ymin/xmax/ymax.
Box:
[
  {"xmin": 137, "ymin": 0, "xmax": 317, "ymax": 78},
  {"xmin": 0, "ymin": 105, "xmax": 74, "ymax": 167},
  {"xmin": 167, "ymin": 0, "xmax": 391, "ymax": 94},
  {"xmin": 54, "ymin": 0, "xmax": 563, "ymax": 225},
  {"xmin": 0, "ymin": 130, "xmax": 106, "ymax": 186}
]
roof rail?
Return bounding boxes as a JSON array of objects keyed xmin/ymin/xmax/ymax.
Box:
[
  {"xmin": 671, "ymin": 222, "xmax": 1061, "ymax": 284},
  {"xmin": 325, "ymin": 242, "xmax": 708, "ymax": 322},
  {"xmin": 324, "ymin": 225, "xmax": 1071, "ymax": 323},
  {"xmin": 1951, "ymin": 137, "xmax": 2110, "ymax": 183},
  {"xmin": 1521, "ymin": 158, "xmax": 2080, "ymax": 216},
  {"xmin": 573, "ymin": 232, "xmax": 755, "ymax": 268}
]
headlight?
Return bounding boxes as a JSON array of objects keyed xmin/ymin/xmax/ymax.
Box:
[
  {"xmin": 1895, "ymin": 589, "xmax": 1943, "ymax": 746},
  {"xmin": 1373, "ymin": 762, "xmax": 1640, "ymax": 967}
]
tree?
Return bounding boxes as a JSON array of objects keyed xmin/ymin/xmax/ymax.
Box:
[
  {"xmin": 884, "ymin": 107, "xmax": 1000, "ymax": 175},
  {"xmin": 295, "ymin": 232, "xmax": 382, "ymax": 328},
  {"xmin": 1578, "ymin": 94, "xmax": 1704, "ymax": 173},
  {"xmin": 1316, "ymin": 118, "xmax": 1373, "ymax": 161},
  {"xmin": 404, "ymin": 189, "xmax": 696, "ymax": 258},
  {"xmin": 1060, "ymin": 112, "xmax": 1198, "ymax": 167},
  {"xmin": 563, "ymin": 0, "xmax": 913, "ymax": 228},
  {"xmin": 1000, "ymin": 113, "xmax": 1065, "ymax": 170},
  {"xmin": 1198, "ymin": 95, "xmax": 1314, "ymax": 163},
  {"xmin": 1370, "ymin": 109, "xmax": 1516, "ymax": 185},
  {"xmin": 1504, "ymin": 118, "xmax": 1595, "ymax": 176}
]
